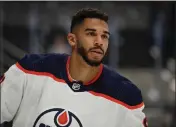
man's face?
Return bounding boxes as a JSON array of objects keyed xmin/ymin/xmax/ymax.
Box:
[{"xmin": 74, "ymin": 18, "xmax": 110, "ymax": 66}]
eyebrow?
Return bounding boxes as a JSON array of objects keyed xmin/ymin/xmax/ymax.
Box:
[{"xmin": 85, "ymin": 28, "xmax": 110, "ymax": 36}]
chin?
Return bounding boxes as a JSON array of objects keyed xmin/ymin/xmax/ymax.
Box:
[
  {"xmin": 90, "ymin": 59, "xmax": 102, "ymax": 63},
  {"xmin": 80, "ymin": 52, "xmax": 104, "ymax": 66},
  {"xmin": 87, "ymin": 58, "xmax": 103, "ymax": 67},
  {"xmin": 89, "ymin": 55, "xmax": 103, "ymax": 61},
  {"xmin": 92, "ymin": 58, "xmax": 102, "ymax": 63}
]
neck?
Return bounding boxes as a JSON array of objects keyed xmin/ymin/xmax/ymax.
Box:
[{"xmin": 67, "ymin": 52, "xmax": 102, "ymax": 85}]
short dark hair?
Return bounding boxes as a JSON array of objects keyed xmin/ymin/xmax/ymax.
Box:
[{"xmin": 70, "ymin": 8, "xmax": 108, "ymax": 32}]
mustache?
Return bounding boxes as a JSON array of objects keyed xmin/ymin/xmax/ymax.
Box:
[{"xmin": 89, "ymin": 46, "xmax": 104, "ymax": 54}]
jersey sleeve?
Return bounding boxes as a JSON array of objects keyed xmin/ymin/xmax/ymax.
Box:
[
  {"xmin": 123, "ymin": 91, "xmax": 148, "ymax": 127},
  {"xmin": 123, "ymin": 104, "xmax": 148, "ymax": 127},
  {"xmin": 124, "ymin": 80, "xmax": 148, "ymax": 127},
  {"xmin": 131, "ymin": 104, "xmax": 148, "ymax": 127},
  {"xmin": 0, "ymin": 64, "xmax": 26, "ymax": 123},
  {"xmin": 131, "ymin": 90, "xmax": 148, "ymax": 127}
]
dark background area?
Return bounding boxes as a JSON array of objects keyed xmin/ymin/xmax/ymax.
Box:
[{"xmin": 0, "ymin": 1, "xmax": 175, "ymax": 127}]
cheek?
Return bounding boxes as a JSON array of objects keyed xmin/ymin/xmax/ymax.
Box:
[
  {"xmin": 80, "ymin": 39, "xmax": 93, "ymax": 49},
  {"xmin": 103, "ymin": 41, "xmax": 109, "ymax": 52},
  {"xmin": 77, "ymin": 40, "xmax": 89, "ymax": 51}
]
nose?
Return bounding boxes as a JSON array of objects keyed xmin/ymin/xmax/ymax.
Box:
[{"xmin": 94, "ymin": 35, "xmax": 103, "ymax": 46}]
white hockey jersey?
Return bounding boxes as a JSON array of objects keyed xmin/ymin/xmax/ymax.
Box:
[{"xmin": 1, "ymin": 53, "xmax": 148, "ymax": 127}]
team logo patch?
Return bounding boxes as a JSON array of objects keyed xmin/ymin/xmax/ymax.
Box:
[
  {"xmin": 72, "ymin": 83, "xmax": 81, "ymax": 91},
  {"xmin": 0, "ymin": 75, "xmax": 5, "ymax": 84},
  {"xmin": 33, "ymin": 108, "xmax": 83, "ymax": 127}
]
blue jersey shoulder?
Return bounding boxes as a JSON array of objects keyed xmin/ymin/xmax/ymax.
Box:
[
  {"xmin": 98, "ymin": 65, "xmax": 143, "ymax": 106},
  {"xmin": 18, "ymin": 53, "xmax": 68, "ymax": 77}
]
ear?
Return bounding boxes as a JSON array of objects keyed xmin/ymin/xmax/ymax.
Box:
[{"xmin": 67, "ymin": 33, "xmax": 77, "ymax": 47}]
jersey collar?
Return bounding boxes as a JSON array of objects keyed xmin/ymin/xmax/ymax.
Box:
[{"xmin": 66, "ymin": 56, "xmax": 103, "ymax": 85}]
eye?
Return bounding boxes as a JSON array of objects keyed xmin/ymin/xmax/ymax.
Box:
[
  {"xmin": 86, "ymin": 32, "xmax": 96, "ymax": 36},
  {"xmin": 102, "ymin": 34, "xmax": 109, "ymax": 39}
]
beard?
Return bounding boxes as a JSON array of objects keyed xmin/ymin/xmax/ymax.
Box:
[{"xmin": 76, "ymin": 41, "xmax": 105, "ymax": 67}]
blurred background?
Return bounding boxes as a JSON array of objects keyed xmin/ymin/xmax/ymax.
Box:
[{"xmin": 0, "ymin": 1, "xmax": 175, "ymax": 127}]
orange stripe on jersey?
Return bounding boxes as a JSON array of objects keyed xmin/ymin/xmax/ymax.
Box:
[
  {"xmin": 66, "ymin": 56, "xmax": 103, "ymax": 85},
  {"xmin": 16, "ymin": 62, "xmax": 66, "ymax": 83},
  {"xmin": 85, "ymin": 64, "xmax": 103, "ymax": 85},
  {"xmin": 89, "ymin": 91, "xmax": 144, "ymax": 110},
  {"xmin": 66, "ymin": 57, "xmax": 74, "ymax": 82}
]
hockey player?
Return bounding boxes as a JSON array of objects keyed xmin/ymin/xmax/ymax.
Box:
[{"xmin": 1, "ymin": 8, "xmax": 148, "ymax": 127}]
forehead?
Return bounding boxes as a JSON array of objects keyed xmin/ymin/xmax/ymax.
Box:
[{"xmin": 81, "ymin": 18, "xmax": 109, "ymax": 32}]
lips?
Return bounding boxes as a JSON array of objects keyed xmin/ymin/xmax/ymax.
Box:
[{"xmin": 90, "ymin": 49, "xmax": 103, "ymax": 54}]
